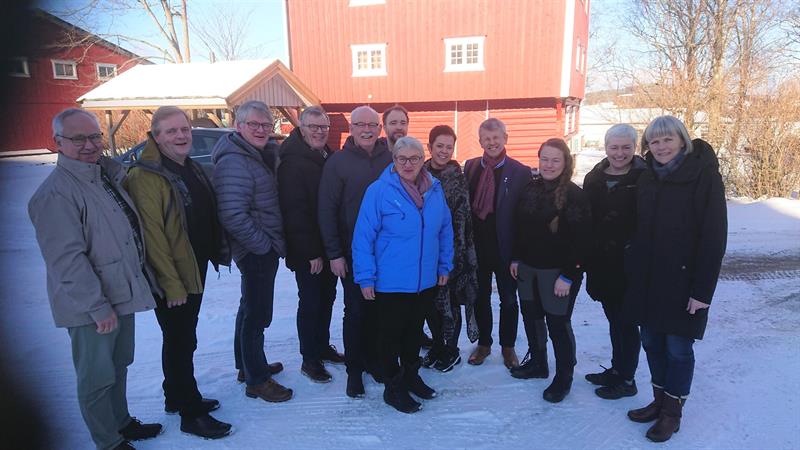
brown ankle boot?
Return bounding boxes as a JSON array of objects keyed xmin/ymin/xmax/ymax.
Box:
[
  {"xmin": 646, "ymin": 394, "xmax": 685, "ymax": 442},
  {"xmin": 627, "ymin": 385, "xmax": 664, "ymax": 423},
  {"xmin": 245, "ymin": 378, "xmax": 293, "ymax": 402},
  {"xmin": 468, "ymin": 345, "xmax": 491, "ymax": 365},
  {"xmin": 501, "ymin": 346, "xmax": 519, "ymax": 369}
]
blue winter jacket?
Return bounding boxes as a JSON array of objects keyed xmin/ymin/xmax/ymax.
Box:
[{"xmin": 353, "ymin": 165, "xmax": 454, "ymax": 293}]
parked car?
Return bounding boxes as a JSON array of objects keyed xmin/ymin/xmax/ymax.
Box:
[{"xmin": 116, "ymin": 127, "xmax": 232, "ymax": 168}]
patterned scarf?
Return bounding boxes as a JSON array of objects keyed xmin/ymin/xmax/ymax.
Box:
[
  {"xmin": 399, "ymin": 167, "xmax": 432, "ymax": 209},
  {"xmin": 471, "ymin": 151, "xmax": 506, "ymax": 220}
]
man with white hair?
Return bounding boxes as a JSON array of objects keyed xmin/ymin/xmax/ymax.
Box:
[
  {"xmin": 318, "ymin": 105, "xmax": 392, "ymax": 398},
  {"xmin": 29, "ymin": 108, "xmax": 162, "ymax": 450}
]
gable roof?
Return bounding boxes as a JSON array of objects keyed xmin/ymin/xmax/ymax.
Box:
[{"xmin": 77, "ymin": 59, "xmax": 320, "ymax": 110}]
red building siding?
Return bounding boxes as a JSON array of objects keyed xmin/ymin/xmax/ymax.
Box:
[
  {"xmin": 287, "ymin": 0, "xmax": 589, "ymax": 166},
  {"xmin": 2, "ymin": 11, "xmax": 143, "ymax": 152}
]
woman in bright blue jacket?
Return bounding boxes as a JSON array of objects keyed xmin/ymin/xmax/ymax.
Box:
[{"xmin": 353, "ymin": 136, "xmax": 454, "ymax": 414}]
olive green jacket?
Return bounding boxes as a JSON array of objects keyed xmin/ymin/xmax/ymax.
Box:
[{"xmin": 126, "ymin": 134, "xmax": 229, "ymax": 301}]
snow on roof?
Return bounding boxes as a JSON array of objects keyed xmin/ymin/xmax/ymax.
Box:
[{"xmin": 77, "ymin": 59, "xmax": 318, "ymax": 109}]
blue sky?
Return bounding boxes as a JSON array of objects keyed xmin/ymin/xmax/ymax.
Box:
[{"xmin": 42, "ymin": 0, "xmax": 291, "ymax": 64}]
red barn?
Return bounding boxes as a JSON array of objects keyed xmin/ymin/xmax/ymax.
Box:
[
  {"xmin": 286, "ymin": 0, "xmax": 589, "ymax": 166},
  {"xmin": 2, "ymin": 9, "xmax": 146, "ymax": 153}
]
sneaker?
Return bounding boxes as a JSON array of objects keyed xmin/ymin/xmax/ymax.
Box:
[
  {"xmin": 432, "ymin": 348, "xmax": 461, "ymax": 373},
  {"xmin": 301, "ymin": 360, "xmax": 333, "ymax": 383},
  {"xmin": 596, "ymin": 378, "xmax": 638, "ymax": 400},
  {"xmin": 421, "ymin": 347, "xmax": 441, "ymax": 368},
  {"xmin": 245, "ymin": 379, "xmax": 293, "ymax": 403},
  {"xmin": 165, "ymin": 397, "xmax": 220, "ymax": 415},
  {"xmin": 320, "ymin": 345, "xmax": 345, "ymax": 365},
  {"xmin": 119, "ymin": 418, "xmax": 162, "ymax": 441},
  {"xmin": 237, "ymin": 363, "xmax": 283, "ymax": 383},
  {"xmin": 113, "ymin": 441, "xmax": 135, "ymax": 450},
  {"xmin": 510, "ymin": 352, "xmax": 549, "ymax": 379},
  {"xmin": 346, "ymin": 372, "xmax": 365, "ymax": 398},
  {"xmin": 180, "ymin": 414, "xmax": 232, "ymax": 440},
  {"xmin": 585, "ymin": 366, "xmax": 617, "ymax": 386},
  {"xmin": 543, "ymin": 373, "xmax": 573, "ymax": 403}
]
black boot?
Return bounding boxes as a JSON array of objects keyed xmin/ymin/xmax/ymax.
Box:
[
  {"xmin": 510, "ymin": 349, "xmax": 549, "ymax": 379},
  {"xmin": 119, "ymin": 418, "xmax": 163, "ymax": 441},
  {"xmin": 585, "ymin": 366, "xmax": 617, "ymax": 386},
  {"xmin": 180, "ymin": 414, "xmax": 232, "ymax": 440},
  {"xmin": 346, "ymin": 371, "xmax": 365, "ymax": 398},
  {"xmin": 543, "ymin": 372, "xmax": 573, "ymax": 403},
  {"xmin": 383, "ymin": 371, "xmax": 421, "ymax": 414},
  {"xmin": 403, "ymin": 359, "xmax": 437, "ymax": 400}
]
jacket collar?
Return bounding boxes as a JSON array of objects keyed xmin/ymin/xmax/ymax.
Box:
[
  {"xmin": 57, "ymin": 153, "xmax": 123, "ymax": 184},
  {"xmin": 279, "ymin": 127, "xmax": 329, "ymax": 166}
]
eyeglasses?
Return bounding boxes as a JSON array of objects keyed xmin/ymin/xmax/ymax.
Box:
[
  {"xmin": 395, "ymin": 155, "xmax": 422, "ymax": 165},
  {"xmin": 57, "ymin": 133, "xmax": 104, "ymax": 146},
  {"xmin": 245, "ymin": 121, "xmax": 273, "ymax": 132},
  {"xmin": 303, "ymin": 124, "xmax": 330, "ymax": 132},
  {"xmin": 352, "ymin": 122, "xmax": 380, "ymax": 129}
]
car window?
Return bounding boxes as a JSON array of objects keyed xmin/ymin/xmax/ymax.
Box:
[{"xmin": 190, "ymin": 135, "xmax": 218, "ymax": 158}]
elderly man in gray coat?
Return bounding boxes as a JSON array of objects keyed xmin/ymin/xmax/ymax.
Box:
[
  {"xmin": 28, "ymin": 108, "xmax": 162, "ymax": 450},
  {"xmin": 212, "ymin": 100, "xmax": 292, "ymax": 403}
]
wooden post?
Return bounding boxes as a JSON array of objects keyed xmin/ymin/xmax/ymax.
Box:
[
  {"xmin": 224, "ymin": 109, "xmax": 232, "ymax": 128},
  {"xmin": 105, "ymin": 110, "xmax": 116, "ymax": 157}
]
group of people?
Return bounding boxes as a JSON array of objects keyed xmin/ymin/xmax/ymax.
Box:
[{"xmin": 29, "ymin": 101, "xmax": 726, "ymax": 449}]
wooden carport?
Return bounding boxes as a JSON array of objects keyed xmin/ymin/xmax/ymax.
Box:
[{"xmin": 76, "ymin": 59, "xmax": 320, "ymax": 155}]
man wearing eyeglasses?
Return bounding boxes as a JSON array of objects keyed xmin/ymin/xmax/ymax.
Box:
[
  {"xmin": 212, "ymin": 100, "xmax": 293, "ymax": 404},
  {"xmin": 319, "ymin": 105, "xmax": 392, "ymax": 398},
  {"xmin": 29, "ymin": 108, "xmax": 163, "ymax": 449},
  {"xmin": 126, "ymin": 106, "xmax": 232, "ymax": 440},
  {"xmin": 277, "ymin": 106, "xmax": 345, "ymax": 384}
]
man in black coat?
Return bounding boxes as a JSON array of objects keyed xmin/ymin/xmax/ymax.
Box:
[
  {"xmin": 318, "ymin": 105, "xmax": 392, "ymax": 398},
  {"xmin": 463, "ymin": 118, "xmax": 531, "ymax": 369},
  {"xmin": 278, "ymin": 106, "xmax": 345, "ymax": 384}
]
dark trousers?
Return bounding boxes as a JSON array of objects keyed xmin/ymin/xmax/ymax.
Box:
[
  {"xmin": 426, "ymin": 288, "xmax": 462, "ymax": 350},
  {"xmin": 295, "ymin": 265, "xmax": 337, "ymax": 361},
  {"xmin": 601, "ymin": 300, "xmax": 641, "ymax": 380},
  {"xmin": 341, "ymin": 267, "xmax": 381, "ymax": 374},
  {"xmin": 475, "ymin": 261, "xmax": 519, "ymax": 347},
  {"xmin": 154, "ymin": 262, "xmax": 207, "ymax": 418},
  {"xmin": 519, "ymin": 272, "xmax": 580, "ymax": 376},
  {"xmin": 234, "ymin": 250, "xmax": 279, "ymax": 386},
  {"xmin": 640, "ymin": 327, "xmax": 695, "ymax": 398},
  {"xmin": 377, "ymin": 288, "xmax": 435, "ymax": 379}
]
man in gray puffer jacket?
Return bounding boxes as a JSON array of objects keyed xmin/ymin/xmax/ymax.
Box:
[{"xmin": 211, "ymin": 100, "xmax": 292, "ymax": 403}]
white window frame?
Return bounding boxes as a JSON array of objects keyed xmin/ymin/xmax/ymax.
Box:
[
  {"xmin": 444, "ymin": 36, "xmax": 485, "ymax": 73},
  {"xmin": 96, "ymin": 63, "xmax": 117, "ymax": 80},
  {"xmin": 349, "ymin": 0, "xmax": 385, "ymax": 6},
  {"xmin": 52, "ymin": 59, "xmax": 78, "ymax": 80},
  {"xmin": 8, "ymin": 57, "xmax": 30, "ymax": 77},
  {"xmin": 351, "ymin": 43, "xmax": 387, "ymax": 77}
]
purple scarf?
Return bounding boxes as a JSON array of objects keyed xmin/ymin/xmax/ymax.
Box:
[{"xmin": 399, "ymin": 167, "xmax": 432, "ymax": 209}]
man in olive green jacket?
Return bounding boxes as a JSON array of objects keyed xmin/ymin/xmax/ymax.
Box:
[
  {"xmin": 29, "ymin": 108, "xmax": 162, "ymax": 450},
  {"xmin": 126, "ymin": 106, "xmax": 231, "ymax": 440}
]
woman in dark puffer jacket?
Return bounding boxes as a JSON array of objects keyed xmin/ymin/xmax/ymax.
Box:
[{"xmin": 582, "ymin": 124, "xmax": 647, "ymax": 400}]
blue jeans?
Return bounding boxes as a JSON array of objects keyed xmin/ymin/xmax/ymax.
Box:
[
  {"xmin": 234, "ymin": 250, "xmax": 279, "ymax": 386},
  {"xmin": 640, "ymin": 326, "xmax": 695, "ymax": 398}
]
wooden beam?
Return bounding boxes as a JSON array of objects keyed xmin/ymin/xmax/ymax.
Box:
[
  {"xmin": 205, "ymin": 112, "xmax": 223, "ymax": 128},
  {"xmin": 110, "ymin": 110, "xmax": 130, "ymax": 136},
  {"xmin": 223, "ymin": 110, "xmax": 232, "ymax": 127},
  {"xmin": 105, "ymin": 110, "xmax": 118, "ymax": 157},
  {"xmin": 276, "ymin": 106, "xmax": 299, "ymax": 127}
]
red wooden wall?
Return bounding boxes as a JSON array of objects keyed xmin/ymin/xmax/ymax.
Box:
[{"xmin": 2, "ymin": 13, "xmax": 141, "ymax": 152}]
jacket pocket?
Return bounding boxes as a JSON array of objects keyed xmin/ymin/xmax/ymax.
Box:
[{"xmin": 95, "ymin": 260, "xmax": 133, "ymax": 305}]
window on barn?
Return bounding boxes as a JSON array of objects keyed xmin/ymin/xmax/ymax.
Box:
[
  {"xmin": 351, "ymin": 43, "xmax": 387, "ymax": 77},
  {"xmin": 96, "ymin": 63, "xmax": 117, "ymax": 80},
  {"xmin": 8, "ymin": 57, "xmax": 29, "ymax": 77},
  {"xmin": 52, "ymin": 60, "xmax": 77, "ymax": 80},
  {"xmin": 444, "ymin": 36, "xmax": 485, "ymax": 72}
]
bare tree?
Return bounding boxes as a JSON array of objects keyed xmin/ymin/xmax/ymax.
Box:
[
  {"xmin": 192, "ymin": 6, "xmax": 259, "ymax": 61},
  {"xmin": 51, "ymin": 0, "xmax": 191, "ymax": 63}
]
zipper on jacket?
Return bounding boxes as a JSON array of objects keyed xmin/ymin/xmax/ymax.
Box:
[{"xmin": 417, "ymin": 206, "xmax": 424, "ymax": 293}]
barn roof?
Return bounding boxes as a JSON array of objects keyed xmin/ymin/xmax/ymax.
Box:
[{"xmin": 77, "ymin": 59, "xmax": 320, "ymax": 110}]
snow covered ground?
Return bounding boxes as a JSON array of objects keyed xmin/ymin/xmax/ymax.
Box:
[{"xmin": 1, "ymin": 153, "xmax": 798, "ymax": 450}]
